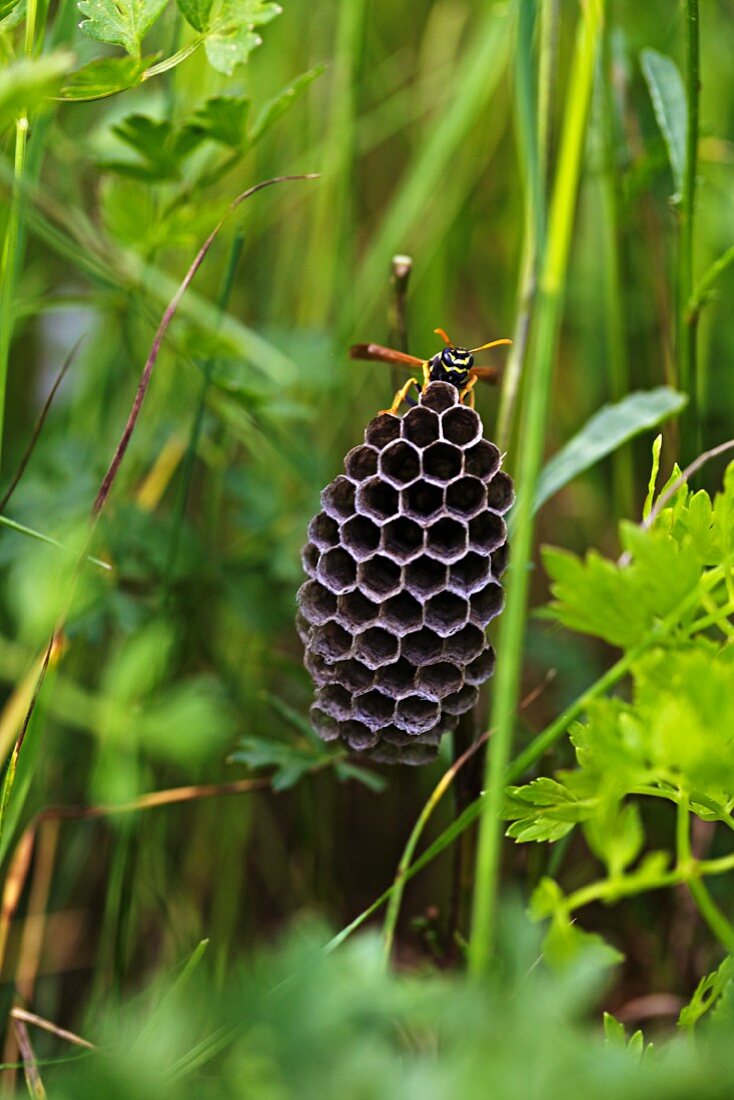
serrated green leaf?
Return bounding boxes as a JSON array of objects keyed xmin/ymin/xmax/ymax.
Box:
[
  {"xmin": 250, "ymin": 63, "xmax": 327, "ymax": 144},
  {"xmin": 641, "ymin": 48, "xmax": 687, "ymax": 195},
  {"xmin": 175, "ymin": 0, "xmax": 211, "ymax": 30},
  {"xmin": 103, "ymin": 114, "xmax": 204, "ymax": 181},
  {"xmin": 529, "ymin": 876, "xmax": 565, "ymax": 920},
  {"xmin": 583, "ymin": 801, "xmax": 643, "ymax": 877},
  {"xmin": 60, "ymin": 56, "xmax": 148, "ymax": 101},
  {"xmin": 679, "ymin": 955, "xmax": 734, "ymax": 1030},
  {"xmin": 189, "ymin": 93, "xmax": 249, "ymax": 147},
  {"xmin": 544, "ymin": 914, "xmax": 623, "ymax": 971},
  {"xmin": 534, "ymin": 388, "xmax": 687, "ymax": 514},
  {"xmin": 203, "ymin": 0, "xmax": 281, "ymax": 75},
  {"xmin": 603, "ymin": 1012, "xmax": 627, "ymax": 1047},
  {"xmin": 78, "ymin": 0, "xmax": 168, "ymax": 59},
  {"xmin": 543, "ymin": 517, "xmax": 703, "ymax": 648}
]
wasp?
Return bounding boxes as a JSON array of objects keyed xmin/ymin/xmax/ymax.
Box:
[{"xmin": 349, "ymin": 328, "xmax": 511, "ymax": 414}]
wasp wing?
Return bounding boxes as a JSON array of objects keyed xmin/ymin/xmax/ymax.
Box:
[
  {"xmin": 469, "ymin": 366, "xmax": 500, "ymax": 385},
  {"xmin": 349, "ymin": 343, "xmax": 425, "ymax": 369}
]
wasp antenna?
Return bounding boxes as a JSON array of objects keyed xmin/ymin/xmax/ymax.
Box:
[
  {"xmin": 434, "ymin": 327, "xmax": 452, "ymax": 346},
  {"xmin": 469, "ymin": 338, "xmax": 513, "ymax": 354}
]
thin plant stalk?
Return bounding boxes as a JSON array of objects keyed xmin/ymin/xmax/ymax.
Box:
[
  {"xmin": 497, "ymin": 0, "xmax": 558, "ymax": 453},
  {"xmin": 678, "ymin": 0, "xmax": 700, "ymax": 457},
  {"xmin": 0, "ymin": 0, "xmax": 41, "ymax": 474},
  {"xmin": 469, "ymin": 0, "xmax": 605, "ymax": 976}
]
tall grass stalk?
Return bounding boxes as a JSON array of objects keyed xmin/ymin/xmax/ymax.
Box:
[
  {"xmin": 678, "ymin": 0, "xmax": 700, "ymax": 457},
  {"xmin": 0, "ymin": 0, "xmax": 40, "ymax": 474},
  {"xmin": 469, "ymin": 0, "xmax": 605, "ymax": 976}
]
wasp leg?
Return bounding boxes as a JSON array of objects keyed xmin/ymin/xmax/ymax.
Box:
[
  {"xmin": 459, "ymin": 374, "xmax": 478, "ymax": 408},
  {"xmin": 422, "ymin": 361, "xmax": 431, "ymax": 386},
  {"xmin": 380, "ymin": 377, "xmax": 420, "ymax": 416}
]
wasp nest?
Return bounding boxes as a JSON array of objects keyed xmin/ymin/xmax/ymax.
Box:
[{"xmin": 297, "ymin": 382, "xmax": 513, "ymax": 765}]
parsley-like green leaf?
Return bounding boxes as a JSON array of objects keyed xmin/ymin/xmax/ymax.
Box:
[{"xmin": 77, "ymin": 0, "xmax": 168, "ymax": 60}]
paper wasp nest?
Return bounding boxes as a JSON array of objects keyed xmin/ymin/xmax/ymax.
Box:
[{"xmin": 297, "ymin": 382, "xmax": 513, "ymax": 764}]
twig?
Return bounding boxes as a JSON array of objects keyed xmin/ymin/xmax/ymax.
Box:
[
  {"xmin": 0, "ymin": 337, "xmax": 83, "ymax": 514},
  {"xmin": 10, "ymin": 1008, "xmax": 96, "ymax": 1052},
  {"xmin": 12, "ymin": 1019, "xmax": 45, "ymax": 1099}
]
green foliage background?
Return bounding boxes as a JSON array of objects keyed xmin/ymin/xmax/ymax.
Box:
[{"xmin": 2, "ymin": 0, "xmax": 734, "ymax": 1093}]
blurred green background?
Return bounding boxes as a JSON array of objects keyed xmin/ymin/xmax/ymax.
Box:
[{"xmin": 1, "ymin": 0, "xmax": 734, "ymax": 1088}]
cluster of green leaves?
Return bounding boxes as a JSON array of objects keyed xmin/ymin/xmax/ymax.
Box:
[
  {"xmin": 37, "ymin": 918, "xmax": 734, "ymax": 1099},
  {"xmin": 507, "ymin": 453, "xmax": 734, "ymax": 970}
]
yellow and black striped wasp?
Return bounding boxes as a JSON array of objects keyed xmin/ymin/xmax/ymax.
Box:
[{"xmin": 350, "ymin": 328, "xmax": 511, "ymax": 414}]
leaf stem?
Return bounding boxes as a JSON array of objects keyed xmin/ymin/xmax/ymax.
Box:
[{"xmin": 469, "ymin": 0, "xmax": 605, "ymax": 976}]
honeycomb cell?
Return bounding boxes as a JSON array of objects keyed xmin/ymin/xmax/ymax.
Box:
[
  {"xmin": 448, "ymin": 552, "xmax": 492, "ymax": 596},
  {"xmin": 468, "ymin": 512, "xmax": 506, "ymax": 554},
  {"xmin": 305, "ymin": 649, "xmax": 336, "ymax": 684},
  {"xmin": 442, "ymin": 683, "xmax": 480, "ymax": 716},
  {"xmin": 311, "ymin": 621, "xmax": 353, "ymax": 662},
  {"xmin": 446, "ymin": 476, "xmax": 487, "ymax": 519},
  {"xmin": 370, "ymin": 740, "xmax": 439, "ymax": 766},
  {"xmin": 321, "ymin": 476, "xmax": 356, "ymax": 521},
  {"xmin": 296, "ymin": 611, "xmax": 311, "ymax": 646},
  {"xmin": 382, "ymin": 516, "xmax": 424, "ymax": 562},
  {"xmin": 402, "ymin": 481, "xmax": 444, "ymax": 521},
  {"xmin": 402, "ymin": 405, "xmax": 440, "ymax": 447},
  {"xmin": 395, "ymin": 695, "xmax": 441, "ymax": 734},
  {"xmin": 404, "ymin": 555, "xmax": 447, "ymax": 599},
  {"xmin": 310, "ymin": 705, "xmax": 340, "ymax": 742},
  {"xmin": 342, "ymin": 720, "xmax": 380, "ymax": 751},
  {"xmin": 425, "ymin": 591, "xmax": 470, "ymax": 637},
  {"xmin": 298, "ymin": 580, "xmax": 337, "ymax": 626},
  {"xmin": 364, "ymin": 413, "xmax": 401, "ymax": 450},
  {"xmin": 464, "ymin": 645, "xmax": 496, "ymax": 686},
  {"xmin": 301, "ymin": 542, "xmax": 319, "ymax": 579},
  {"xmin": 375, "ymin": 658, "xmax": 418, "ymax": 699},
  {"xmin": 401, "ymin": 626, "xmax": 444, "ymax": 665},
  {"xmin": 491, "ymin": 543, "xmax": 509, "ymax": 578},
  {"xmin": 337, "ymin": 590, "xmax": 379, "ymax": 630},
  {"xmin": 379, "ymin": 440, "xmax": 421, "ymax": 486},
  {"xmin": 420, "ymin": 381, "xmax": 458, "ymax": 413},
  {"xmin": 442, "ymin": 623, "xmax": 485, "ymax": 663},
  {"xmin": 344, "ymin": 444, "xmax": 378, "ymax": 481},
  {"xmin": 317, "ymin": 683, "xmax": 352, "ymax": 720},
  {"xmin": 464, "ymin": 440, "xmax": 501, "ymax": 480},
  {"xmin": 331, "ymin": 658, "xmax": 375, "ymax": 693},
  {"xmin": 381, "ymin": 591, "xmax": 423, "ymax": 633},
  {"xmin": 353, "ymin": 689, "xmax": 396, "ymax": 727},
  {"xmin": 426, "ymin": 517, "xmax": 468, "ymax": 563},
  {"xmin": 416, "ymin": 662, "xmax": 463, "ymax": 700},
  {"xmin": 441, "ymin": 405, "xmax": 481, "ymax": 446},
  {"xmin": 381, "ymin": 725, "xmax": 441, "ymax": 749},
  {"xmin": 470, "ymin": 582, "xmax": 504, "ymax": 626},
  {"xmin": 357, "ymin": 555, "xmax": 402, "ymax": 600},
  {"xmin": 354, "ymin": 626, "xmax": 400, "ymax": 669},
  {"xmin": 487, "ymin": 471, "xmax": 515, "ymax": 514},
  {"xmin": 355, "ymin": 477, "xmax": 399, "ymax": 523},
  {"xmin": 341, "ymin": 515, "xmax": 381, "ymax": 561},
  {"xmin": 423, "ymin": 441, "xmax": 463, "ymax": 483},
  {"xmin": 317, "ymin": 547, "xmax": 357, "ymax": 593},
  {"xmin": 308, "ymin": 512, "xmax": 340, "ymax": 550}
]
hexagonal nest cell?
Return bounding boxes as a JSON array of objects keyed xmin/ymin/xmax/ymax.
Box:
[{"xmin": 298, "ymin": 380, "xmax": 513, "ymax": 763}]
